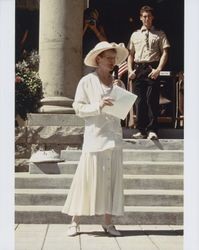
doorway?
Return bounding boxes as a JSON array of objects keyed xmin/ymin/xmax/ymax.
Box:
[{"xmin": 89, "ymin": 0, "xmax": 184, "ymax": 72}]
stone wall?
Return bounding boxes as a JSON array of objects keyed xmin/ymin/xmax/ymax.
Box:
[{"xmin": 15, "ymin": 113, "xmax": 84, "ymax": 172}]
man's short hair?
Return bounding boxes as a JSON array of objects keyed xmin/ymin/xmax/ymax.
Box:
[{"xmin": 140, "ymin": 5, "xmax": 154, "ymax": 16}]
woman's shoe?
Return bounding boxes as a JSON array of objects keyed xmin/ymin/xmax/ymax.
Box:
[
  {"xmin": 102, "ymin": 224, "xmax": 121, "ymax": 236},
  {"xmin": 67, "ymin": 222, "xmax": 80, "ymax": 236}
]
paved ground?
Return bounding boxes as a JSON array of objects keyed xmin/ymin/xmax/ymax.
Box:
[{"xmin": 15, "ymin": 224, "xmax": 183, "ymax": 250}]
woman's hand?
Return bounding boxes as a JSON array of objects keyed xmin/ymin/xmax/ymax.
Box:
[
  {"xmin": 100, "ymin": 96, "xmax": 114, "ymax": 109},
  {"xmin": 113, "ymin": 79, "xmax": 125, "ymax": 88}
]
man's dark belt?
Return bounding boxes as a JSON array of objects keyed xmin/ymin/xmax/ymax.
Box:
[
  {"xmin": 133, "ymin": 61, "xmax": 159, "ymax": 79},
  {"xmin": 134, "ymin": 61, "xmax": 159, "ymax": 69}
]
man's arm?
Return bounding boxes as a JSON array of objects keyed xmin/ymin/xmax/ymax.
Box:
[
  {"xmin": 148, "ymin": 48, "xmax": 169, "ymax": 79},
  {"xmin": 127, "ymin": 50, "xmax": 136, "ymax": 80}
]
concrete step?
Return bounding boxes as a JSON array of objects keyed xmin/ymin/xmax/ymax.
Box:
[
  {"xmin": 60, "ymin": 149, "xmax": 183, "ymax": 162},
  {"xmin": 124, "ymin": 175, "xmax": 183, "ymax": 190},
  {"xmin": 15, "ymin": 140, "xmax": 184, "ymax": 173},
  {"xmin": 15, "ymin": 205, "xmax": 183, "ymax": 225},
  {"xmin": 123, "ymin": 161, "xmax": 183, "ymax": 175},
  {"xmin": 29, "ymin": 161, "xmax": 183, "ymax": 175},
  {"xmin": 15, "ymin": 173, "xmax": 183, "ymax": 190},
  {"xmin": 15, "ymin": 189, "xmax": 183, "ymax": 206},
  {"xmin": 122, "ymin": 139, "xmax": 184, "ymax": 150}
]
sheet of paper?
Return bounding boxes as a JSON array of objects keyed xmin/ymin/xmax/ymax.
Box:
[{"xmin": 102, "ymin": 85, "xmax": 137, "ymax": 120}]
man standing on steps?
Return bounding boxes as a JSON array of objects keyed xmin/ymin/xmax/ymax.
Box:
[{"xmin": 127, "ymin": 5, "xmax": 170, "ymax": 140}]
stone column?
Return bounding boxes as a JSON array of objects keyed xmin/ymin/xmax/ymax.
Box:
[{"xmin": 39, "ymin": 0, "xmax": 84, "ymax": 113}]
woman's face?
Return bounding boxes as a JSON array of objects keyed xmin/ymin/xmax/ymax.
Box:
[{"xmin": 96, "ymin": 50, "xmax": 116, "ymax": 72}]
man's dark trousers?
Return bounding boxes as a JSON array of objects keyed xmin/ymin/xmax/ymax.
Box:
[{"xmin": 134, "ymin": 72, "xmax": 160, "ymax": 134}]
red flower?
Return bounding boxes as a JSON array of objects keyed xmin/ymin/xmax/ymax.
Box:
[{"xmin": 15, "ymin": 76, "xmax": 22, "ymax": 83}]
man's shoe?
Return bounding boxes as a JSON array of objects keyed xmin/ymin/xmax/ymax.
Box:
[
  {"xmin": 147, "ymin": 131, "xmax": 158, "ymax": 140},
  {"xmin": 102, "ymin": 224, "xmax": 121, "ymax": 236},
  {"xmin": 132, "ymin": 132, "xmax": 147, "ymax": 139},
  {"xmin": 67, "ymin": 222, "xmax": 80, "ymax": 236}
]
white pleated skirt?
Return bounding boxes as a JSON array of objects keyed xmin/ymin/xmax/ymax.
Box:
[{"xmin": 62, "ymin": 147, "xmax": 124, "ymax": 216}]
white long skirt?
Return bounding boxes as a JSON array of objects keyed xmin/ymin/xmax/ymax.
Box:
[{"xmin": 62, "ymin": 147, "xmax": 124, "ymax": 216}]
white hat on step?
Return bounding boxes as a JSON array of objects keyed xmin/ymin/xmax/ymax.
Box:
[{"xmin": 29, "ymin": 149, "xmax": 64, "ymax": 163}]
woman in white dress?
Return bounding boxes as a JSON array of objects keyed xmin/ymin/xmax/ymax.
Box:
[{"xmin": 62, "ymin": 41, "xmax": 129, "ymax": 236}]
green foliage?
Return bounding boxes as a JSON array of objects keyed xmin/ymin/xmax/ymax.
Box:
[{"xmin": 15, "ymin": 50, "xmax": 43, "ymax": 120}]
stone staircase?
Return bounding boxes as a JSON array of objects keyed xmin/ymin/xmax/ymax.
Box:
[{"xmin": 15, "ymin": 139, "xmax": 183, "ymax": 225}]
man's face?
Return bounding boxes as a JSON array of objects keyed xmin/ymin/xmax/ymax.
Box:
[{"xmin": 140, "ymin": 11, "xmax": 154, "ymax": 28}]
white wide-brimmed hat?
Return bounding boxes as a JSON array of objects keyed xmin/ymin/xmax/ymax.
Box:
[
  {"xmin": 29, "ymin": 149, "xmax": 64, "ymax": 163},
  {"xmin": 84, "ymin": 41, "xmax": 129, "ymax": 67}
]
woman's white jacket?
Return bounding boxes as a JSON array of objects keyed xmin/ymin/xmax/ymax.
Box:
[{"xmin": 73, "ymin": 72, "xmax": 122, "ymax": 152}]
